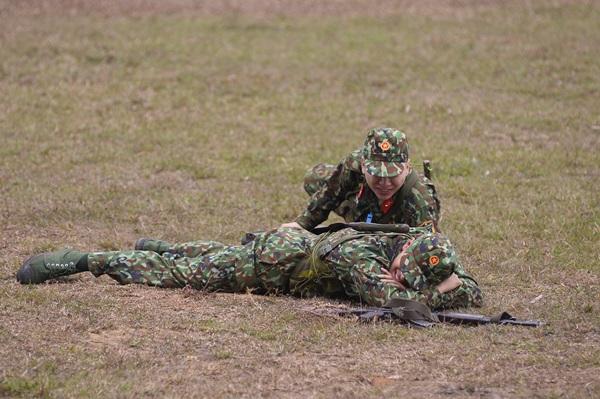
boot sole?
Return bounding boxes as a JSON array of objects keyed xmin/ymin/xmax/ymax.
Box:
[{"xmin": 16, "ymin": 254, "xmax": 45, "ymax": 284}]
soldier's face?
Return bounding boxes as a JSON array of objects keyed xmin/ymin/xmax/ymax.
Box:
[{"xmin": 362, "ymin": 162, "xmax": 410, "ymax": 200}]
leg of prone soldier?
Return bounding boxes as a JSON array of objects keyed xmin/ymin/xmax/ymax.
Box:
[
  {"xmin": 134, "ymin": 237, "xmax": 227, "ymax": 258},
  {"xmin": 16, "ymin": 228, "xmax": 314, "ymax": 295},
  {"xmin": 16, "ymin": 243, "xmax": 252, "ymax": 291}
]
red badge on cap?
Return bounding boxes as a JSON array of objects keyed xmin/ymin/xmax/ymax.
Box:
[{"xmin": 379, "ymin": 139, "xmax": 391, "ymax": 151}]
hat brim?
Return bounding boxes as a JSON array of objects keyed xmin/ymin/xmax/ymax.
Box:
[{"xmin": 364, "ymin": 160, "xmax": 406, "ymax": 177}]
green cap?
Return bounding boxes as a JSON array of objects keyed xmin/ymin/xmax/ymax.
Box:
[
  {"xmin": 362, "ymin": 127, "xmax": 409, "ymax": 177},
  {"xmin": 398, "ymin": 233, "xmax": 457, "ymax": 291}
]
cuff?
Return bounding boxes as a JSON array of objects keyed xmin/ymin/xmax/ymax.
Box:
[{"xmin": 295, "ymin": 215, "xmax": 316, "ymax": 231}]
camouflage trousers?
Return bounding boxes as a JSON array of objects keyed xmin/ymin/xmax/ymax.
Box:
[
  {"xmin": 87, "ymin": 228, "xmax": 482, "ymax": 310},
  {"xmin": 87, "ymin": 229, "xmax": 313, "ymax": 294}
]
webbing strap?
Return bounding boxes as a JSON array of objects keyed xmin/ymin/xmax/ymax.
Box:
[{"xmin": 302, "ymin": 233, "xmax": 334, "ymax": 280}]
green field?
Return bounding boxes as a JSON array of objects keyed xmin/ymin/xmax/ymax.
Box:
[{"xmin": 1, "ymin": 1, "xmax": 599, "ymax": 397}]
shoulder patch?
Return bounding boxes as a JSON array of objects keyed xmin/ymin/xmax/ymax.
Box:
[{"xmin": 429, "ymin": 255, "xmax": 440, "ymax": 267}]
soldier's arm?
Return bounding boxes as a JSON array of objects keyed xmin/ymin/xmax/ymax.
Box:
[
  {"xmin": 351, "ymin": 263, "xmax": 449, "ymax": 309},
  {"xmin": 398, "ymin": 262, "xmax": 482, "ymax": 310},
  {"xmin": 377, "ymin": 252, "xmax": 481, "ymax": 310},
  {"xmin": 424, "ymin": 275, "xmax": 483, "ymax": 310},
  {"xmin": 378, "ymin": 268, "xmax": 461, "ymax": 291},
  {"xmin": 327, "ymin": 237, "xmax": 400, "ymax": 307},
  {"xmin": 331, "ymin": 238, "xmax": 480, "ymax": 309},
  {"xmin": 435, "ymin": 273, "xmax": 462, "ymax": 292}
]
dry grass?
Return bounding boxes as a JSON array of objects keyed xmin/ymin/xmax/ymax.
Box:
[
  {"xmin": 0, "ymin": 0, "xmax": 587, "ymax": 19},
  {"xmin": 1, "ymin": 1, "xmax": 599, "ymax": 398}
]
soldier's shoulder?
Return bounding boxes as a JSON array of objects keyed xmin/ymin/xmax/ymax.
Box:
[
  {"xmin": 405, "ymin": 173, "xmax": 434, "ymax": 199},
  {"xmin": 341, "ymin": 149, "xmax": 363, "ymax": 172}
]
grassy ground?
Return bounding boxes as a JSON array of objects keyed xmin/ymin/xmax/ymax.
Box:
[{"xmin": 1, "ymin": 1, "xmax": 599, "ymax": 397}]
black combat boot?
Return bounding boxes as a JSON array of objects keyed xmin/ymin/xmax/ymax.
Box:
[{"xmin": 16, "ymin": 249, "xmax": 87, "ymax": 284}]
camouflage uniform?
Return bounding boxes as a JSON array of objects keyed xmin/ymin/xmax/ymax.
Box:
[
  {"xmin": 295, "ymin": 128, "xmax": 440, "ymax": 231},
  {"xmin": 87, "ymin": 227, "xmax": 482, "ymax": 310}
]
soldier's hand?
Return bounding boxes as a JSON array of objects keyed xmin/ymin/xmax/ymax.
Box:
[
  {"xmin": 377, "ymin": 267, "xmax": 407, "ymax": 290},
  {"xmin": 280, "ymin": 222, "xmax": 305, "ymax": 230},
  {"xmin": 434, "ymin": 273, "xmax": 462, "ymax": 294}
]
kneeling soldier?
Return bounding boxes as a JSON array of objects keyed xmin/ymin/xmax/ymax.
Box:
[{"xmin": 281, "ymin": 127, "xmax": 441, "ymax": 231}]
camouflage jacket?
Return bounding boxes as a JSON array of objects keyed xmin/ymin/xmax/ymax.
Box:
[
  {"xmin": 246, "ymin": 226, "xmax": 480, "ymax": 310},
  {"xmin": 295, "ymin": 150, "xmax": 440, "ymax": 230}
]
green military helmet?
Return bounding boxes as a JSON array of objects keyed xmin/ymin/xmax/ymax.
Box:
[
  {"xmin": 399, "ymin": 233, "xmax": 457, "ymax": 291},
  {"xmin": 362, "ymin": 127, "xmax": 409, "ymax": 177}
]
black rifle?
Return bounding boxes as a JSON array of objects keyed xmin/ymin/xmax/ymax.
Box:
[
  {"xmin": 311, "ymin": 222, "xmax": 411, "ymax": 235},
  {"xmin": 436, "ymin": 311, "xmax": 542, "ymax": 327},
  {"xmin": 336, "ymin": 306, "xmax": 542, "ymax": 328}
]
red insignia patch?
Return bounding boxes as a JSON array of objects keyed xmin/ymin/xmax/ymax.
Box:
[
  {"xmin": 379, "ymin": 139, "xmax": 391, "ymax": 151},
  {"xmin": 429, "ymin": 255, "xmax": 440, "ymax": 266}
]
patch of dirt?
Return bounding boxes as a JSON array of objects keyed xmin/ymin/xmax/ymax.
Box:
[{"xmin": 88, "ymin": 327, "xmax": 139, "ymax": 349}]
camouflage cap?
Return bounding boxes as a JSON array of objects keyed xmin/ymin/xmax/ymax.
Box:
[
  {"xmin": 397, "ymin": 233, "xmax": 457, "ymax": 291},
  {"xmin": 362, "ymin": 127, "xmax": 409, "ymax": 177}
]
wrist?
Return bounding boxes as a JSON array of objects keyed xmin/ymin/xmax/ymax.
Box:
[{"xmin": 295, "ymin": 215, "xmax": 314, "ymax": 230}]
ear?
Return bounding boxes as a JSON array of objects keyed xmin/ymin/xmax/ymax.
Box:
[{"xmin": 403, "ymin": 161, "xmax": 412, "ymax": 176}]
